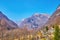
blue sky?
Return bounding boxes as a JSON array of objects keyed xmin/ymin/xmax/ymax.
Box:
[{"xmin": 0, "ymin": 0, "xmax": 60, "ymax": 22}]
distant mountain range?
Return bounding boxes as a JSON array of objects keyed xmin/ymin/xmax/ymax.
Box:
[
  {"xmin": 19, "ymin": 13, "xmax": 50, "ymax": 30},
  {"xmin": 0, "ymin": 11, "xmax": 18, "ymax": 30},
  {"xmin": 0, "ymin": 6, "xmax": 60, "ymax": 30},
  {"xmin": 0, "ymin": 11, "xmax": 50, "ymax": 30}
]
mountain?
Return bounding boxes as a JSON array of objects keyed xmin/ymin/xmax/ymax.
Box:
[
  {"xmin": 45, "ymin": 5, "xmax": 60, "ymax": 27},
  {"xmin": 19, "ymin": 13, "xmax": 50, "ymax": 30},
  {"xmin": 0, "ymin": 11, "xmax": 18, "ymax": 30}
]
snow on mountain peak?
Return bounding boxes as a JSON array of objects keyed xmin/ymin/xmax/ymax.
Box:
[
  {"xmin": 21, "ymin": 18, "xmax": 25, "ymax": 21},
  {"xmin": 34, "ymin": 13, "xmax": 40, "ymax": 16}
]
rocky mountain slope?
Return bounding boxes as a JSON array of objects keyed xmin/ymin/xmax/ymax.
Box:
[
  {"xmin": 19, "ymin": 13, "xmax": 50, "ymax": 30},
  {"xmin": 45, "ymin": 6, "xmax": 60, "ymax": 27},
  {"xmin": 0, "ymin": 11, "xmax": 18, "ymax": 30}
]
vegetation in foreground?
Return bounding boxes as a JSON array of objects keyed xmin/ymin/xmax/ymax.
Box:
[{"xmin": 0, "ymin": 25, "xmax": 60, "ymax": 40}]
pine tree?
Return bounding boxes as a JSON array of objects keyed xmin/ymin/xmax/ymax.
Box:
[
  {"xmin": 45, "ymin": 26, "xmax": 48, "ymax": 31},
  {"xmin": 54, "ymin": 25, "xmax": 60, "ymax": 40}
]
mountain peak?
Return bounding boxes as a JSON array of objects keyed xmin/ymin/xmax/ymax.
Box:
[
  {"xmin": 0, "ymin": 11, "xmax": 5, "ymax": 17},
  {"xmin": 45, "ymin": 5, "xmax": 60, "ymax": 27},
  {"xmin": 0, "ymin": 11, "xmax": 3, "ymax": 15},
  {"xmin": 0, "ymin": 11, "xmax": 8, "ymax": 20},
  {"xmin": 57, "ymin": 5, "xmax": 60, "ymax": 10},
  {"xmin": 33, "ymin": 13, "xmax": 40, "ymax": 17},
  {"xmin": 0, "ymin": 11, "xmax": 18, "ymax": 30},
  {"xmin": 33, "ymin": 13, "xmax": 50, "ymax": 18},
  {"xmin": 19, "ymin": 13, "xmax": 49, "ymax": 30},
  {"xmin": 34, "ymin": 13, "xmax": 40, "ymax": 16}
]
